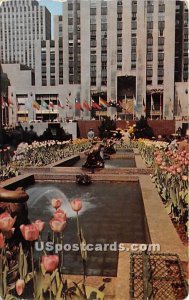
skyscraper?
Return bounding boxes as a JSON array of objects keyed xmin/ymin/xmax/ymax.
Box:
[
  {"xmin": 0, "ymin": 0, "xmax": 51, "ymax": 68},
  {"xmin": 60, "ymin": 0, "xmax": 188, "ymax": 119}
]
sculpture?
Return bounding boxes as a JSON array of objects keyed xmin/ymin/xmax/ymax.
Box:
[{"xmin": 82, "ymin": 143, "xmax": 104, "ymax": 169}]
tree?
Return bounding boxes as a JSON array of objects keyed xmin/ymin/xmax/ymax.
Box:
[{"xmin": 98, "ymin": 117, "xmax": 116, "ymax": 139}]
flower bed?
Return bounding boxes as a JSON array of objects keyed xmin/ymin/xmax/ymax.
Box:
[
  {"xmin": 0, "ymin": 198, "xmax": 104, "ymax": 299},
  {"xmin": 11, "ymin": 139, "xmax": 92, "ymax": 168},
  {"xmin": 138, "ymin": 139, "xmax": 188, "ymax": 244}
]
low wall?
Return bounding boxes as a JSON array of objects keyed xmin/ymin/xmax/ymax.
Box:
[
  {"xmin": 21, "ymin": 122, "xmax": 77, "ymax": 140},
  {"xmin": 78, "ymin": 120, "xmax": 175, "ymax": 138},
  {"xmin": 0, "ymin": 174, "xmax": 35, "ymax": 190}
]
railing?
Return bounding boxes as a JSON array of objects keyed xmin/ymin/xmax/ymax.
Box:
[{"xmin": 130, "ymin": 251, "xmax": 188, "ymax": 300}]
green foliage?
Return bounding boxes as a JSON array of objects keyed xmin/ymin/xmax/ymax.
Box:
[
  {"xmin": 98, "ymin": 118, "xmax": 116, "ymax": 139},
  {"xmin": 134, "ymin": 116, "xmax": 154, "ymax": 139}
]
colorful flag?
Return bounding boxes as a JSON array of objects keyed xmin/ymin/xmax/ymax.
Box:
[
  {"xmin": 75, "ymin": 99, "xmax": 84, "ymax": 111},
  {"xmin": 66, "ymin": 98, "xmax": 70, "ymax": 107},
  {"xmin": 123, "ymin": 99, "xmax": 134, "ymax": 114},
  {"xmin": 83, "ymin": 100, "xmax": 91, "ymax": 111},
  {"xmin": 49, "ymin": 101, "xmax": 54, "ymax": 109},
  {"xmin": 1, "ymin": 97, "xmax": 5, "ymax": 109},
  {"xmin": 142, "ymin": 98, "xmax": 146, "ymax": 113},
  {"xmin": 58, "ymin": 100, "xmax": 64, "ymax": 109},
  {"xmin": 169, "ymin": 98, "xmax": 173, "ymax": 114},
  {"xmin": 134, "ymin": 97, "xmax": 137, "ymax": 111},
  {"xmin": 99, "ymin": 97, "xmax": 108, "ymax": 108},
  {"xmin": 151, "ymin": 94, "xmax": 155, "ymax": 111},
  {"xmin": 66, "ymin": 98, "xmax": 72, "ymax": 109},
  {"xmin": 91, "ymin": 99, "xmax": 101, "ymax": 110},
  {"xmin": 178, "ymin": 99, "xmax": 182, "ymax": 115},
  {"xmin": 8, "ymin": 97, "xmax": 14, "ymax": 106},
  {"xmin": 41, "ymin": 100, "xmax": 48, "ymax": 109},
  {"xmin": 119, "ymin": 100, "xmax": 123, "ymax": 108},
  {"xmin": 32, "ymin": 100, "xmax": 40, "ymax": 110}
]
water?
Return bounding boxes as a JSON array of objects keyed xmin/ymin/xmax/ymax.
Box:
[
  {"xmin": 26, "ymin": 182, "xmax": 150, "ymax": 276},
  {"xmin": 72, "ymin": 157, "xmax": 136, "ymax": 168}
]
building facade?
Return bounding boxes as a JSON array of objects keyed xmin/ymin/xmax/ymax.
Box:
[
  {"xmin": 0, "ymin": 0, "xmax": 51, "ymax": 68},
  {"xmin": 1, "ymin": 0, "xmax": 188, "ymax": 123},
  {"xmin": 60, "ymin": 0, "xmax": 188, "ymax": 119}
]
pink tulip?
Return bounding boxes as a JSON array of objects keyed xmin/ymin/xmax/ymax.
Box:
[
  {"xmin": 41, "ymin": 255, "xmax": 59, "ymax": 273},
  {"xmin": 51, "ymin": 198, "xmax": 62, "ymax": 209},
  {"xmin": 176, "ymin": 167, "xmax": 182, "ymax": 173},
  {"xmin": 0, "ymin": 212, "xmax": 16, "ymax": 232},
  {"xmin": 182, "ymin": 175, "xmax": 188, "ymax": 181},
  {"xmin": 53, "ymin": 209, "xmax": 67, "ymax": 221},
  {"xmin": 16, "ymin": 279, "xmax": 25, "ymax": 296},
  {"xmin": 20, "ymin": 224, "xmax": 39, "ymax": 241},
  {"xmin": 49, "ymin": 218, "xmax": 66, "ymax": 232},
  {"xmin": 0, "ymin": 233, "xmax": 5, "ymax": 248},
  {"xmin": 34, "ymin": 220, "xmax": 45, "ymax": 232},
  {"xmin": 70, "ymin": 199, "xmax": 83, "ymax": 212}
]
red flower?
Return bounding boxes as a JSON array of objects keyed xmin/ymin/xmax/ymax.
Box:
[
  {"xmin": 49, "ymin": 218, "xmax": 66, "ymax": 233},
  {"xmin": 34, "ymin": 220, "xmax": 45, "ymax": 232},
  {"xmin": 0, "ymin": 233, "xmax": 5, "ymax": 248},
  {"xmin": 41, "ymin": 255, "xmax": 59, "ymax": 273},
  {"xmin": 70, "ymin": 199, "xmax": 83, "ymax": 212},
  {"xmin": 20, "ymin": 224, "xmax": 39, "ymax": 241},
  {"xmin": 0, "ymin": 212, "xmax": 16, "ymax": 232},
  {"xmin": 53, "ymin": 209, "xmax": 67, "ymax": 221},
  {"xmin": 51, "ymin": 198, "xmax": 62, "ymax": 209}
]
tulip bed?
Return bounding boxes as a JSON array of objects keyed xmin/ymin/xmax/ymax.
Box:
[
  {"xmin": 0, "ymin": 165, "xmax": 20, "ymax": 182},
  {"xmin": 11, "ymin": 139, "xmax": 92, "ymax": 167},
  {"xmin": 0, "ymin": 199, "xmax": 104, "ymax": 299},
  {"xmin": 138, "ymin": 139, "xmax": 188, "ymax": 243}
]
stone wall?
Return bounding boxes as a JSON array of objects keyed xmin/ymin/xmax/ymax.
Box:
[{"xmin": 78, "ymin": 120, "xmax": 175, "ymax": 138}]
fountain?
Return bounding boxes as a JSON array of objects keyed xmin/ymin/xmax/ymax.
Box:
[{"xmin": 26, "ymin": 181, "xmax": 150, "ymax": 276}]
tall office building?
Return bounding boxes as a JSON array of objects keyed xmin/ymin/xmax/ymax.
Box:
[
  {"xmin": 3, "ymin": 0, "xmax": 188, "ymax": 123},
  {"xmin": 59, "ymin": 0, "xmax": 188, "ymax": 119},
  {"xmin": 0, "ymin": 0, "xmax": 51, "ymax": 68}
]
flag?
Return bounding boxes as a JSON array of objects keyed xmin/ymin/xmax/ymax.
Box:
[
  {"xmin": 66, "ymin": 98, "xmax": 70, "ymax": 107},
  {"xmin": 75, "ymin": 99, "xmax": 84, "ymax": 111},
  {"xmin": 49, "ymin": 101, "xmax": 54, "ymax": 109},
  {"xmin": 124, "ymin": 99, "xmax": 134, "ymax": 114},
  {"xmin": 1, "ymin": 97, "xmax": 5, "ymax": 109},
  {"xmin": 66, "ymin": 98, "xmax": 72, "ymax": 109},
  {"xmin": 58, "ymin": 100, "xmax": 64, "ymax": 109},
  {"xmin": 91, "ymin": 99, "xmax": 102, "ymax": 110},
  {"xmin": 99, "ymin": 97, "xmax": 108, "ymax": 108},
  {"xmin": 83, "ymin": 100, "xmax": 91, "ymax": 111},
  {"xmin": 119, "ymin": 100, "xmax": 123, "ymax": 108},
  {"xmin": 32, "ymin": 100, "xmax": 40, "ymax": 110},
  {"xmin": 41, "ymin": 100, "xmax": 48, "ymax": 109},
  {"xmin": 8, "ymin": 97, "xmax": 14, "ymax": 106},
  {"xmin": 134, "ymin": 97, "xmax": 137, "ymax": 111},
  {"xmin": 178, "ymin": 99, "xmax": 182, "ymax": 115},
  {"xmin": 151, "ymin": 94, "xmax": 155, "ymax": 111},
  {"xmin": 142, "ymin": 98, "xmax": 146, "ymax": 113},
  {"xmin": 169, "ymin": 98, "xmax": 173, "ymax": 114}
]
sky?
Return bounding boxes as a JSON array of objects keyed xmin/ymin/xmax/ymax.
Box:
[
  {"xmin": 38, "ymin": 0, "xmax": 63, "ymax": 37},
  {"xmin": 39, "ymin": 0, "xmax": 63, "ymax": 16}
]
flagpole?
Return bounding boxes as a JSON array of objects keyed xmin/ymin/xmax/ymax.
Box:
[
  {"xmin": 150, "ymin": 93, "xmax": 152, "ymax": 120},
  {"xmin": 160, "ymin": 93, "xmax": 162, "ymax": 120}
]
